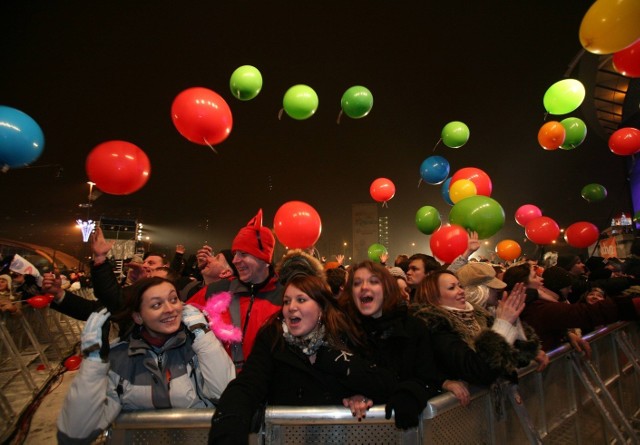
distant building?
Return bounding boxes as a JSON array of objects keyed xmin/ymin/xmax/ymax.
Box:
[{"xmin": 352, "ymin": 204, "xmax": 378, "ymax": 263}]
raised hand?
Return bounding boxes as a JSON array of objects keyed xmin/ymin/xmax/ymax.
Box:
[
  {"xmin": 196, "ymin": 245, "xmax": 213, "ymax": 270},
  {"xmin": 496, "ymin": 282, "xmax": 526, "ymax": 324},
  {"xmin": 81, "ymin": 308, "xmax": 111, "ymax": 362},
  {"xmin": 90, "ymin": 227, "xmax": 115, "ymax": 265}
]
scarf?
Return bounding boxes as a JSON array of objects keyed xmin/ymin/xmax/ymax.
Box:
[{"xmin": 282, "ymin": 321, "xmax": 326, "ymax": 356}]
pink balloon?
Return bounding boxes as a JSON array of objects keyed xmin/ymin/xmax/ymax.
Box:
[{"xmin": 515, "ymin": 204, "xmax": 542, "ymax": 227}]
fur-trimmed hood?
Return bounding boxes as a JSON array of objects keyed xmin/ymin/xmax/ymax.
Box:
[{"xmin": 275, "ymin": 249, "xmax": 326, "ymax": 286}]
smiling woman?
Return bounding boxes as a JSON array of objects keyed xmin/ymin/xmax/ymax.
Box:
[{"xmin": 56, "ymin": 277, "xmax": 235, "ymax": 445}]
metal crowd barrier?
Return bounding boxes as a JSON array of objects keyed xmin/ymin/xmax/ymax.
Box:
[
  {"xmin": 0, "ymin": 301, "xmax": 83, "ymax": 443},
  {"xmin": 104, "ymin": 321, "xmax": 640, "ymax": 445}
]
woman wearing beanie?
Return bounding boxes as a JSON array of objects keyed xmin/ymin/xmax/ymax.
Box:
[
  {"xmin": 503, "ymin": 263, "xmax": 640, "ymax": 352},
  {"xmin": 412, "ymin": 269, "xmax": 543, "ymax": 406},
  {"xmin": 209, "ymin": 273, "xmax": 396, "ymax": 444},
  {"xmin": 0, "ymin": 274, "xmax": 20, "ymax": 314}
]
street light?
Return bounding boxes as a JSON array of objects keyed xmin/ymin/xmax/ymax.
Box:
[{"xmin": 76, "ymin": 219, "xmax": 95, "ymax": 242}]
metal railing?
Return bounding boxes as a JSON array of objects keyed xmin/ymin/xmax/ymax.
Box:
[{"xmin": 103, "ymin": 321, "xmax": 640, "ymax": 445}]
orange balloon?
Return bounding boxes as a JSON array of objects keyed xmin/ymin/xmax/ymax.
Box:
[
  {"xmin": 537, "ymin": 121, "xmax": 566, "ymax": 150},
  {"xmin": 495, "ymin": 240, "xmax": 522, "ymax": 261}
]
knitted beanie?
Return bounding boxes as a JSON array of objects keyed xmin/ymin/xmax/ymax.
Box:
[{"xmin": 231, "ymin": 209, "xmax": 275, "ymax": 263}]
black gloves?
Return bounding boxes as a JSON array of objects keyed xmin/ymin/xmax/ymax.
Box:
[{"xmin": 384, "ymin": 390, "xmax": 423, "ymax": 429}]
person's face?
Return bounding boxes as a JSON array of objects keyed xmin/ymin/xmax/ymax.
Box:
[
  {"xmin": 11, "ymin": 274, "xmax": 24, "ymax": 285},
  {"xmin": 0, "ymin": 278, "xmax": 8, "ymax": 291},
  {"xmin": 133, "ymin": 281, "xmax": 183, "ymax": 339},
  {"xmin": 437, "ymin": 274, "xmax": 466, "ymax": 310},
  {"xmin": 487, "ymin": 287, "xmax": 501, "ymax": 307},
  {"xmin": 528, "ymin": 267, "xmax": 544, "ymax": 290},
  {"xmin": 282, "ymin": 284, "xmax": 322, "ymax": 337},
  {"xmin": 586, "ymin": 288, "xmax": 605, "ymax": 304},
  {"xmin": 570, "ymin": 260, "xmax": 586, "ymax": 276},
  {"xmin": 397, "ymin": 278, "xmax": 410, "ymax": 301},
  {"xmin": 143, "ymin": 255, "xmax": 165, "ymax": 276},
  {"xmin": 233, "ymin": 251, "xmax": 269, "ymax": 283},
  {"xmin": 352, "ymin": 268, "xmax": 384, "ymax": 318},
  {"xmin": 406, "ymin": 259, "xmax": 426, "ymax": 287},
  {"xmin": 202, "ymin": 253, "xmax": 231, "ymax": 280}
]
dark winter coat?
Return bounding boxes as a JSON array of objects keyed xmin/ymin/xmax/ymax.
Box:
[
  {"xmin": 412, "ymin": 303, "xmax": 540, "ymax": 386},
  {"xmin": 209, "ymin": 317, "xmax": 395, "ymax": 444}
]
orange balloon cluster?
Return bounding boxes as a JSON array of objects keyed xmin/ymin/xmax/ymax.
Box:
[
  {"xmin": 538, "ymin": 121, "xmax": 566, "ymax": 150},
  {"xmin": 495, "ymin": 240, "xmax": 522, "ymax": 261}
]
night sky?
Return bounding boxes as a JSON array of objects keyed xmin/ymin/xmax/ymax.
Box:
[{"xmin": 0, "ymin": 0, "xmax": 636, "ymax": 263}]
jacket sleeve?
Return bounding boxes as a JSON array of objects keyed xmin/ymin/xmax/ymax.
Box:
[
  {"xmin": 209, "ymin": 327, "xmax": 275, "ymax": 444},
  {"xmin": 91, "ymin": 261, "xmax": 124, "ymax": 315},
  {"xmin": 56, "ymin": 359, "xmax": 123, "ymax": 444},
  {"xmin": 192, "ymin": 330, "xmax": 236, "ymax": 401},
  {"xmin": 51, "ymin": 291, "xmax": 100, "ymax": 321}
]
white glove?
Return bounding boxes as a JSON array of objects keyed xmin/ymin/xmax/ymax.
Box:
[
  {"xmin": 181, "ymin": 304, "xmax": 209, "ymax": 338},
  {"xmin": 81, "ymin": 307, "xmax": 111, "ymax": 361}
]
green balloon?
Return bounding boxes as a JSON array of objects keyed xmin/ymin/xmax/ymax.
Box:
[
  {"xmin": 441, "ymin": 121, "xmax": 470, "ymax": 148},
  {"xmin": 559, "ymin": 117, "xmax": 587, "ymax": 150},
  {"xmin": 341, "ymin": 86, "xmax": 373, "ymax": 119},
  {"xmin": 283, "ymin": 84, "xmax": 319, "ymax": 120},
  {"xmin": 230, "ymin": 65, "xmax": 263, "ymax": 101},
  {"xmin": 543, "ymin": 79, "xmax": 585, "ymax": 115},
  {"xmin": 415, "ymin": 206, "xmax": 441, "ymax": 235},
  {"xmin": 449, "ymin": 195, "xmax": 505, "ymax": 239},
  {"xmin": 367, "ymin": 243, "xmax": 388, "ymax": 262},
  {"xmin": 581, "ymin": 183, "xmax": 607, "ymax": 202}
]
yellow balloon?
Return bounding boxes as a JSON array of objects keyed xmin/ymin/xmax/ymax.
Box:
[
  {"xmin": 579, "ymin": 0, "xmax": 640, "ymax": 54},
  {"xmin": 449, "ymin": 179, "xmax": 477, "ymax": 204}
]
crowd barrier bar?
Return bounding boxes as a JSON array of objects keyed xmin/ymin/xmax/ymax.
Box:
[{"xmin": 103, "ymin": 321, "xmax": 640, "ymax": 445}]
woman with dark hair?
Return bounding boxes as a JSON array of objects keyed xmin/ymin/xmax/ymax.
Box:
[
  {"xmin": 503, "ymin": 263, "xmax": 640, "ymax": 352},
  {"xmin": 412, "ymin": 270, "xmax": 540, "ymax": 405},
  {"xmin": 338, "ymin": 260, "xmax": 443, "ymax": 429},
  {"xmin": 57, "ymin": 277, "xmax": 235, "ymax": 444},
  {"xmin": 209, "ymin": 273, "xmax": 395, "ymax": 444}
]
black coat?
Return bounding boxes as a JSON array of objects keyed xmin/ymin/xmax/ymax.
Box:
[{"xmin": 209, "ymin": 317, "xmax": 395, "ymax": 444}]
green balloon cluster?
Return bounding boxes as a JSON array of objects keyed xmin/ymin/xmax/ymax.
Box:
[
  {"xmin": 341, "ymin": 86, "xmax": 373, "ymax": 119},
  {"xmin": 415, "ymin": 206, "xmax": 442, "ymax": 235},
  {"xmin": 560, "ymin": 117, "xmax": 587, "ymax": 150},
  {"xmin": 543, "ymin": 79, "xmax": 585, "ymax": 115},
  {"xmin": 441, "ymin": 121, "xmax": 470, "ymax": 148},
  {"xmin": 581, "ymin": 183, "xmax": 607, "ymax": 202},
  {"xmin": 229, "ymin": 65, "xmax": 263, "ymax": 101},
  {"xmin": 367, "ymin": 243, "xmax": 388, "ymax": 262},
  {"xmin": 283, "ymin": 85, "xmax": 319, "ymax": 120},
  {"xmin": 449, "ymin": 195, "xmax": 505, "ymax": 239}
]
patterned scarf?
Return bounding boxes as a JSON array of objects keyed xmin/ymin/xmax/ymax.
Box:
[{"xmin": 282, "ymin": 321, "xmax": 326, "ymax": 356}]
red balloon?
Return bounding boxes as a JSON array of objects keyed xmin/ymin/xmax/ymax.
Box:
[
  {"xmin": 370, "ymin": 178, "xmax": 396, "ymax": 203},
  {"xmin": 27, "ymin": 295, "xmax": 51, "ymax": 309},
  {"xmin": 613, "ymin": 39, "xmax": 640, "ymax": 78},
  {"xmin": 450, "ymin": 167, "xmax": 492, "ymax": 196},
  {"xmin": 525, "ymin": 216, "xmax": 560, "ymax": 245},
  {"xmin": 86, "ymin": 141, "xmax": 151, "ymax": 195},
  {"xmin": 429, "ymin": 224, "xmax": 469, "ymax": 264},
  {"xmin": 564, "ymin": 221, "xmax": 600, "ymax": 248},
  {"xmin": 608, "ymin": 127, "xmax": 640, "ymax": 156},
  {"xmin": 515, "ymin": 204, "xmax": 542, "ymax": 227},
  {"xmin": 171, "ymin": 87, "xmax": 233, "ymax": 146},
  {"xmin": 64, "ymin": 355, "xmax": 82, "ymax": 371},
  {"xmin": 273, "ymin": 201, "xmax": 322, "ymax": 249}
]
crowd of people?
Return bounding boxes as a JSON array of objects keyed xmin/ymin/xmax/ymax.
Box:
[{"xmin": 3, "ymin": 210, "xmax": 640, "ymax": 444}]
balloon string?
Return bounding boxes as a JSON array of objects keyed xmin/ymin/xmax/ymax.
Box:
[
  {"xmin": 203, "ymin": 138, "xmax": 218, "ymax": 154},
  {"xmin": 278, "ymin": 108, "xmax": 284, "ymax": 120},
  {"xmin": 543, "ymin": 111, "xmax": 548, "ymax": 122},
  {"xmin": 382, "ymin": 201, "xmax": 388, "ymax": 208},
  {"xmin": 337, "ymin": 110, "xmax": 343, "ymax": 125},
  {"xmin": 432, "ymin": 138, "xmax": 442, "ymax": 152},
  {"xmin": 417, "ymin": 178, "xmax": 422, "ymax": 188}
]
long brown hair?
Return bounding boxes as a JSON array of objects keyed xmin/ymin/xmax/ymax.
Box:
[
  {"xmin": 414, "ymin": 269, "xmax": 458, "ymax": 306},
  {"xmin": 274, "ymin": 273, "xmax": 363, "ymax": 350},
  {"xmin": 339, "ymin": 260, "xmax": 404, "ymax": 321}
]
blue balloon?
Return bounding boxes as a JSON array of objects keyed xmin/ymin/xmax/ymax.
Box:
[
  {"xmin": 420, "ymin": 155, "xmax": 450, "ymax": 185},
  {"xmin": 0, "ymin": 106, "xmax": 45, "ymax": 169},
  {"xmin": 441, "ymin": 177, "xmax": 454, "ymax": 205}
]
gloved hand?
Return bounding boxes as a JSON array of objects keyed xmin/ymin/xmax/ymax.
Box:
[
  {"xmin": 182, "ymin": 304, "xmax": 209, "ymax": 338},
  {"xmin": 384, "ymin": 390, "xmax": 422, "ymax": 429},
  {"xmin": 81, "ymin": 307, "xmax": 111, "ymax": 362}
]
